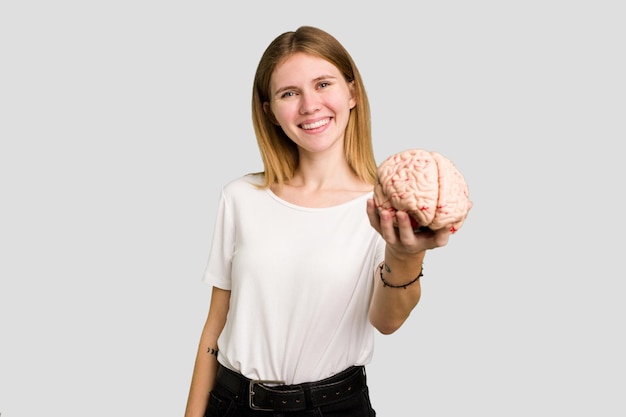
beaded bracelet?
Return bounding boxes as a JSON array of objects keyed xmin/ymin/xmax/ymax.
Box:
[
  {"xmin": 379, "ymin": 262, "xmax": 423, "ymax": 289},
  {"xmin": 207, "ymin": 347, "xmax": 219, "ymax": 357}
]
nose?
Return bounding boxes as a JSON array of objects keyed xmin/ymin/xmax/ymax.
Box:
[{"xmin": 299, "ymin": 92, "xmax": 320, "ymax": 115}]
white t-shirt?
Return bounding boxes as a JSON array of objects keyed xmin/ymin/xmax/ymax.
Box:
[{"xmin": 203, "ymin": 174, "xmax": 385, "ymax": 384}]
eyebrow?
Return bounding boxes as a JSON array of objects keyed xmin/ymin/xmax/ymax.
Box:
[{"xmin": 273, "ymin": 74, "xmax": 339, "ymax": 98}]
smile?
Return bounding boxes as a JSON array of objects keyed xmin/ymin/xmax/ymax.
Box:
[{"xmin": 300, "ymin": 118, "xmax": 330, "ymax": 130}]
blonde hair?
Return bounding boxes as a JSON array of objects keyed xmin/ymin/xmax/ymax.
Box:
[{"xmin": 251, "ymin": 26, "xmax": 376, "ymax": 188}]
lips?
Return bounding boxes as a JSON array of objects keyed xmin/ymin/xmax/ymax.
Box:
[{"xmin": 300, "ymin": 118, "xmax": 330, "ymax": 130}]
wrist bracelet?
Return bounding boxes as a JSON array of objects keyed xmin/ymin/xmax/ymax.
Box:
[{"xmin": 379, "ymin": 262, "xmax": 423, "ymax": 289}]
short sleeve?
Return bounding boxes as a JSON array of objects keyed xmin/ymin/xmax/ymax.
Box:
[{"xmin": 202, "ymin": 189, "xmax": 235, "ymax": 290}]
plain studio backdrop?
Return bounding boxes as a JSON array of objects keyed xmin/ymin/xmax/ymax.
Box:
[{"xmin": 1, "ymin": 1, "xmax": 624, "ymax": 416}]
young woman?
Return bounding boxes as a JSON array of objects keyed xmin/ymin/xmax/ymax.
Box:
[{"xmin": 185, "ymin": 26, "xmax": 454, "ymax": 417}]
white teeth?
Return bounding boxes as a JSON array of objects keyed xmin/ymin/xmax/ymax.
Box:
[{"xmin": 301, "ymin": 118, "xmax": 329, "ymax": 130}]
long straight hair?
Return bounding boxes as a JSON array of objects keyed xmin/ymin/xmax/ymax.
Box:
[{"xmin": 251, "ymin": 26, "xmax": 376, "ymax": 188}]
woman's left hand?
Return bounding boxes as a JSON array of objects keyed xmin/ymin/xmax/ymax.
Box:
[{"xmin": 366, "ymin": 198, "xmax": 451, "ymax": 258}]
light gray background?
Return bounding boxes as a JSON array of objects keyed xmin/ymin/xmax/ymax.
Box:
[{"xmin": 1, "ymin": 1, "xmax": 624, "ymax": 416}]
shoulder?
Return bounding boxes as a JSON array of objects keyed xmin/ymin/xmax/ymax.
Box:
[{"xmin": 221, "ymin": 173, "xmax": 265, "ymax": 197}]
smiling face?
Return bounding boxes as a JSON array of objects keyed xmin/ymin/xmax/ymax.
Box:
[{"xmin": 265, "ymin": 52, "xmax": 356, "ymax": 156}]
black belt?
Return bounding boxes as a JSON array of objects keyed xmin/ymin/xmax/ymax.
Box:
[{"xmin": 215, "ymin": 363, "xmax": 367, "ymax": 412}]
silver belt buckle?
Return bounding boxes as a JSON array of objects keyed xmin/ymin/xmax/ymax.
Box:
[{"xmin": 249, "ymin": 379, "xmax": 286, "ymax": 411}]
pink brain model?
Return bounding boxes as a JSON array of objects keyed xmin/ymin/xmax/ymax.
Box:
[{"xmin": 373, "ymin": 149, "xmax": 472, "ymax": 233}]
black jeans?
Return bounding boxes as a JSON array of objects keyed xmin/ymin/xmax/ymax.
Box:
[{"xmin": 205, "ymin": 365, "xmax": 377, "ymax": 417}]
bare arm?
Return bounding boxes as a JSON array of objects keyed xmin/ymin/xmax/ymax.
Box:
[
  {"xmin": 366, "ymin": 198, "xmax": 452, "ymax": 334},
  {"xmin": 184, "ymin": 286, "xmax": 230, "ymax": 417}
]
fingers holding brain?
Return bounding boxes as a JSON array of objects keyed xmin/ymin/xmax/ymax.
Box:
[{"xmin": 373, "ymin": 149, "xmax": 472, "ymax": 245}]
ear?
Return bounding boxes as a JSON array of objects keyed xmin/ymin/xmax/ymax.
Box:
[
  {"xmin": 348, "ymin": 81, "xmax": 356, "ymax": 109},
  {"xmin": 263, "ymin": 102, "xmax": 280, "ymax": 125}
]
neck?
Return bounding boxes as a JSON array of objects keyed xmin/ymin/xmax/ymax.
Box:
[{"xmin": 289, "ymin": 153, "xmax": 359, "ymax": 191}]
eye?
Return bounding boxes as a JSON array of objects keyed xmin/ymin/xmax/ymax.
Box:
[
  {"xmin": 318, "ymin": 81, "xmax": 330, "ymax": 89},
  {"xmin": 280, "ymin": 91, "xmax": 296, "ymax": 99}
]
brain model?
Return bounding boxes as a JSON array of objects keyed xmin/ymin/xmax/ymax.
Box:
[{"xmin": 373, "ymin": 149, "xmax": 472, "ymax": 233}]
